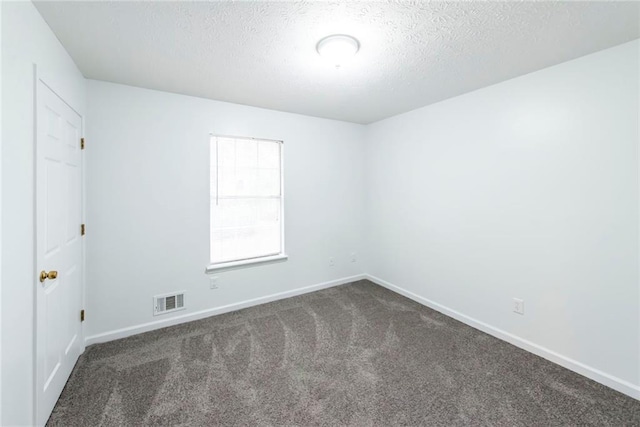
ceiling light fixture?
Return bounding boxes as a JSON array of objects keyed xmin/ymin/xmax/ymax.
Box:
[{"xmin": 316, "ymin": 34, "xmax": 360, "ymax": 68}]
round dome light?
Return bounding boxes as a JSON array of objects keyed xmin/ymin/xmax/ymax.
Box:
[{"xmin": 316, "ymin": 34, "xmax": 360, "ymax": 68}]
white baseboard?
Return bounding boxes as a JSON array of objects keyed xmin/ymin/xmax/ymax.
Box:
[
  {"xmin": 366, "ymin": 274, "xmax": 640, "ymax": 401},
  {"xmin": 85, "ymin": 274, "xmax": 365, "ymax": 346}
]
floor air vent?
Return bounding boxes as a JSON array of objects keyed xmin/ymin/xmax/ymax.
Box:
[{"xmin": 154, "ymin": 292, "xmax": 186, "ymax": 316}]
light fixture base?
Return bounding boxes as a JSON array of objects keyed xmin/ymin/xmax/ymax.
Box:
[{"xmin": 316, "ymin": 34, "xmax": 360, "ymax": 67}]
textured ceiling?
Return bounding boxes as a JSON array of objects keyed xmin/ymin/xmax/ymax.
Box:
[{"xmin": 35, "ymin": 1, "xmax": 640, "ymax": 124}]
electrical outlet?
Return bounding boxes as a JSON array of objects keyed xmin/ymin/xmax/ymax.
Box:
[
  {"xmin": 329, "ymin": 257, "xmax": 335, "ymax": 267},
  {"xmin": 513, "ymin": 298, "xmax": 524, "ymax": 315},
  {"xmin": 350, "ymin": 252, "xmax": 357, "ymax": 263},
  {"xmin": 209, "ymin": 276, "xmax": 219, "ymax": 290}
]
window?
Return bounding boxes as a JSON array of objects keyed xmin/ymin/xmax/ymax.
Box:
[{"xmin": 208, "ymin": 135, "xmax": 285, "ymax": 271}]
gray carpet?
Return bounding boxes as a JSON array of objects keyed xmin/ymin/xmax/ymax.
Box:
[{"xmin": 48, "ymin": 280, "xmax": 640, "ymax": 426}]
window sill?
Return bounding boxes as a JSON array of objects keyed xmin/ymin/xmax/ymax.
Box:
[{"xmin": 205, "ymin": 254, "xmax": 288, "ymax": 274}]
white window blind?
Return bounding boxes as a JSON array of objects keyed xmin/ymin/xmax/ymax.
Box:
[{"xmin": 210, "ymin": 135, "xmax": 283, "ymax": 265}]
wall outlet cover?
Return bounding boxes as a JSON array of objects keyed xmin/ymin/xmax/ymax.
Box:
[
  {"xmin": 513, "ymin": 298, "xmax": 525, "ymax": 315},
  {"xmin": 210, "ymin": 276, "xmax": 219, "ymax": 289}
]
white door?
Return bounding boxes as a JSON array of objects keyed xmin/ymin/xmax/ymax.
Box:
[{"xmin": 35, "ymin": 79, "xmax": 84, "ymax": 426}]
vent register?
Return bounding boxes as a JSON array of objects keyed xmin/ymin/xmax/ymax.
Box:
[{"xmin": 154, "ymin": 292, "xmax": 186, "ymax": 315}]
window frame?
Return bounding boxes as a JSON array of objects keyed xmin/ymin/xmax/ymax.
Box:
[{"xmin": 206, "ymin": 134, "xmax": 287, "ymax": 273}]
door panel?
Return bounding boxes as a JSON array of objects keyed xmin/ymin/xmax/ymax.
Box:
[{"xmin": 36, "ymin": 80, "xmax": 83, "ymax": 426}]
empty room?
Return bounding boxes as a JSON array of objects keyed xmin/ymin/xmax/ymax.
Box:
[{"xmin": 2, "ymin": 0, "xmax": 640, "ymax": 425}]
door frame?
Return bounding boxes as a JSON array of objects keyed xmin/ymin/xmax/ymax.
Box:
[{"xmin": 33, "ymin": 66, "xmax": 86, "ymax": 426}]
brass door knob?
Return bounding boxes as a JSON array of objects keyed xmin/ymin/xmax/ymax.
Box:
[{"xmin": 39, "ymin": 270, "xmax": 58, "ymax": 283}]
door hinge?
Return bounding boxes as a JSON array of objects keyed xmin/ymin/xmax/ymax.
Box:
[
  {"xmin": 81, "ymin": 138, "xmax": 85, "ymax": 150},
  {"xmin": 80, "ymin": 309, "xmax": 85, "ymax": 322},
  {"xmin": 81, "ymin": 223, "xmax": 86, "ymax": 236}
]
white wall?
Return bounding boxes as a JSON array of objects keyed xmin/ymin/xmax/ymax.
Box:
[
  {"xmin": 365, "ymin": 40, "xmax": 640, "ymax": 396},
  {"xmin": 1, "ymin": 2, "xmax": 85, "ymax": 425},
  {"xmin": 85, "ymin": 80, "xmax": 366, "ymax": 340},
  {"xmin": 0, "ymin": 4, "xmax": 3, "ymax": 423}
]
